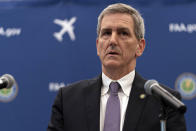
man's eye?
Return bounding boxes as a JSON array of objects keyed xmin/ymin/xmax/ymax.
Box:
[
  {"xmin": 102, "ymin": 31, "xmax": 111, "ymax": 36},
  {"xmin": 120, "ymin": 31, "xmax": 129, "ymax": 36}
]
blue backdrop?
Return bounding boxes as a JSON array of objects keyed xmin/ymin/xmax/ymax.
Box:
[{"xmin": 0, "ymin": 0, "xmax": 196, "ymax": 131}]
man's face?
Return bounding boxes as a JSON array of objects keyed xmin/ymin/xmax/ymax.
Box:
[{"xmin": 96, "ymin": 13, "xmax": 145, "ymax": 73}]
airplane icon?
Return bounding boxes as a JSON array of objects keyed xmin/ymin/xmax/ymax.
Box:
[{"xmin": 53, "ymin": 17, "xmax": 77, "ymax": 42}]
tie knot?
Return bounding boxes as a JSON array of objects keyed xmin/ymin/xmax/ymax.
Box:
[{"xmin": 109, "ymin": 82, "xmax": 120, "ymax": 94}]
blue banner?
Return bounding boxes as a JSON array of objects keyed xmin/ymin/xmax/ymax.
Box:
[{"xmin": 0, "ymin": 1, "xmax": 195, "ymax": 131}]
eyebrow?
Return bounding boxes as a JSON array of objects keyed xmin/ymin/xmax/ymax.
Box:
[
  {"xmin": 101, "ymin": 27, "xmax": 130, "ymax": 31},
  {"xmin": 117, "ymin": 27, "xmax": 130, "ymax": 32},
  {"xmin": 100, "ymin": 27, "xmax": 131, "ymax": 35}
]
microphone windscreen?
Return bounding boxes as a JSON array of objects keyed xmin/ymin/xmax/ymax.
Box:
[
  {"xmin": 1, "ymin": 74, "xmax": 15, "ymax": 88},
  {"xmin": 144, "ymin": 79, "xmax": 158, "ymax": 95}
]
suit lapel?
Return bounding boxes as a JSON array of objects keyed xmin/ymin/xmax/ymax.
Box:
[
  {"xmin": 84, "ymin": 75, "xmax": 102, "ymax": 131},
  {"xmin": 123, "ymin": 72, "xmax": 147, "ymax": 131}
]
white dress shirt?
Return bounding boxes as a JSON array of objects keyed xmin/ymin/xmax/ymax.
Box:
[{"xmin": 100, "ymin": 70, "xmax": 135, "ymax": 131}]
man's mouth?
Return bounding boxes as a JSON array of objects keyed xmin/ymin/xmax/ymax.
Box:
[{"xmin": 107, "ymin": 51, "xmax": 119, "ymax": 55}]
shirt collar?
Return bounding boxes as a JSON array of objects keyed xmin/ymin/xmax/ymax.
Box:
[{"xmin": 101, "ymin": 70, "xmax": 135, "ymax": 97}]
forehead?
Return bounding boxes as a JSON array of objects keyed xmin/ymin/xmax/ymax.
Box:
[{"xmin": 100, "ymin": 13, "xmax": 134, "ymax": 30}]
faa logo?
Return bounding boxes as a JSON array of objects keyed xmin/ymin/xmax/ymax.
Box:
[
  {"xmin": 175, "ymin": 73, "xmax": 196, "ymax": 100},
  {"xmin": 0, "ymin": 83, "xmax": 18, "ymax": 103}
]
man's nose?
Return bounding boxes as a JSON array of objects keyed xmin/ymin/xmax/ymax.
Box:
[{"xmin": 109, "ymin": 32, "xmax": 118, "ymax": 45}]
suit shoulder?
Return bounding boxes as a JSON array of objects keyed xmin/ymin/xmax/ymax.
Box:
[
  {"xmin": 60, "ymin": 76, "xmax": 101, "ymax": 93},
  {"xmin": 160, "ymin": 83, "xmax": 181, "ymax": 99}
]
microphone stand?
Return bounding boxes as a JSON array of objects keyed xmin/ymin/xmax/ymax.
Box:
[{"xmin": 159, "ymin": 102, "xmax": 168, "ymax": 131}]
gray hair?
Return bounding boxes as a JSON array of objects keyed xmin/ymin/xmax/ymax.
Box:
[{"xmin": 97, "ymin": 3, "xmax": 145, "ymax": 40}]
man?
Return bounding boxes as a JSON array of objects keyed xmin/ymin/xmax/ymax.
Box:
[{"xmin": 48, "ymin": 3, "xmax": 186, "ymax": 131}]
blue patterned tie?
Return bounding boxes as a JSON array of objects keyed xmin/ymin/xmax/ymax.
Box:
[{"xmin": 103, "ymin": 82, "xmax": 121, "ymax": 131}]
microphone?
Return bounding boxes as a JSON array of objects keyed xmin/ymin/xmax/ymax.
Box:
[
  {"xmin": 144, "ymin": 80, "xmax": 187, "ymax": 114},
  {"xmin": 0, "ymin": 74, "xmax": 15, "ymax": 89}
]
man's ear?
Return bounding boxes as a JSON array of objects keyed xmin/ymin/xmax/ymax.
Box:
[
  {"xmin": 96, "ymin": 38, "xmax": 100, "ymax": 56},
  {"xmin": 136, "ymin": 38, "xmax": 145, "ymax": 57}
]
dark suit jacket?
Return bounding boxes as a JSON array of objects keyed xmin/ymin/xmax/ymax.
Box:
[{"xmin": 47, "ymin": 72, "xmax": 186, "ymax": 131}]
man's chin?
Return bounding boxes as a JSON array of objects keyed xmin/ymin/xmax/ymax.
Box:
[{"xmin": 103, "ymin": 61, "xmax": 121, "ymax": 69}]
